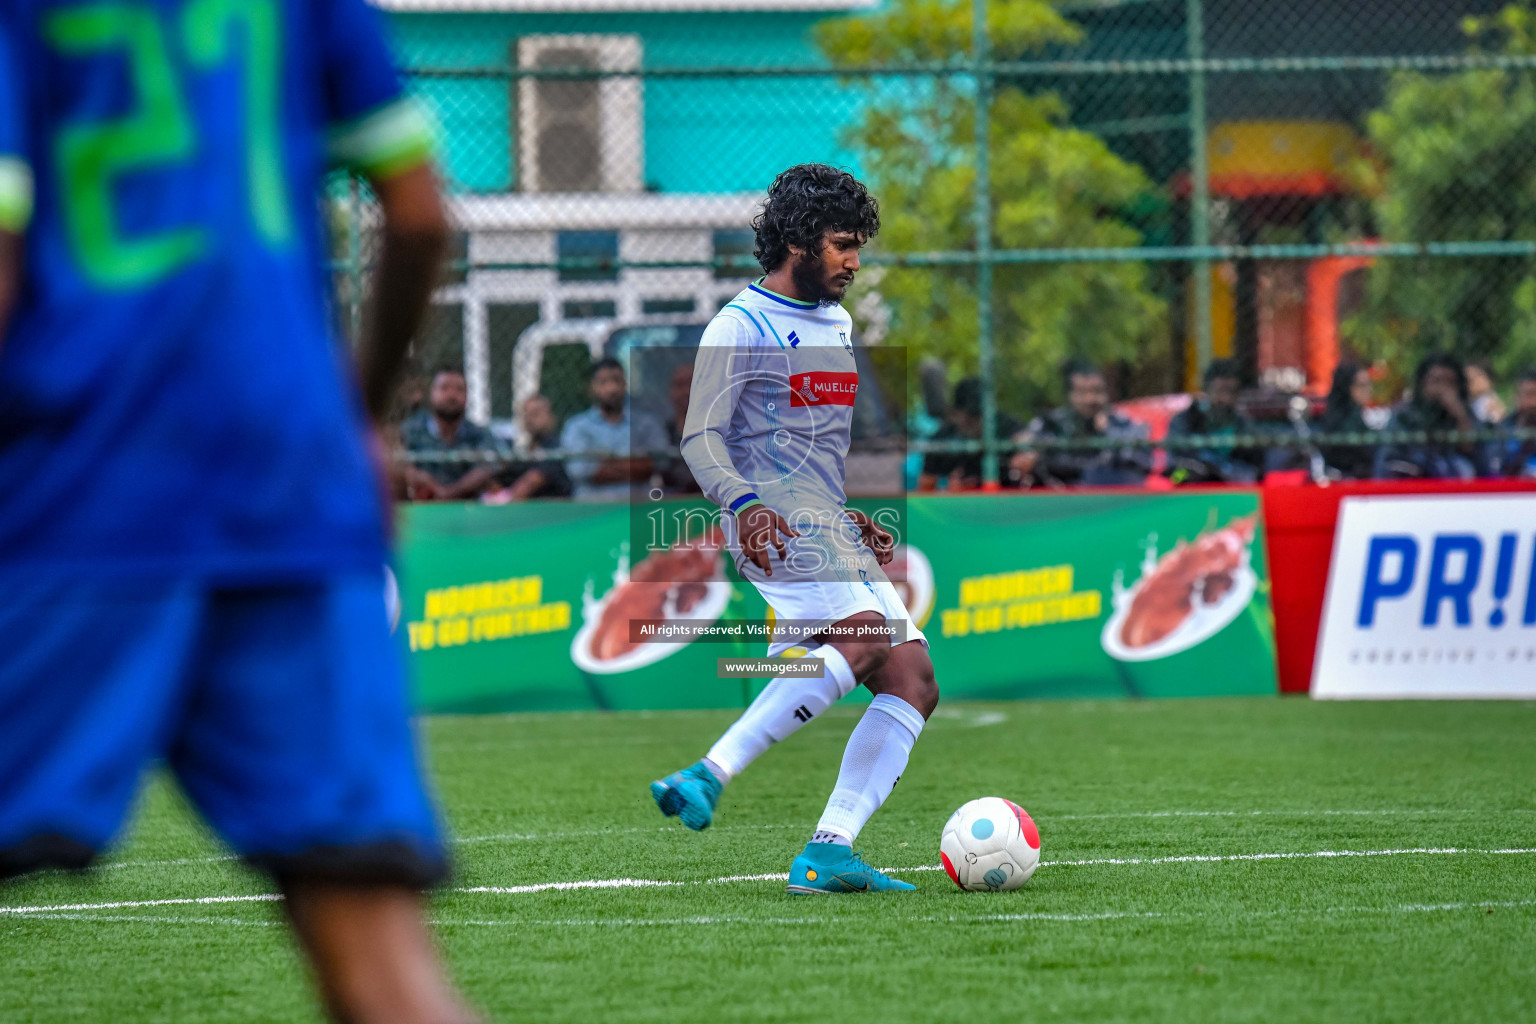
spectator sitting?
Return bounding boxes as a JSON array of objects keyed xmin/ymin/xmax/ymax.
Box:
[
  {"xmin": 1379, "ymin": 352, "xmax": 1488, "ymax": 480},
  {"xmin": 1164, "ymin": 359, "xmax": 1264, "ymax": 484},
  {"xmin": 483, "ymin": 394, "xmax": 572, "ymax": 503},
  {"xmin": 560, "ymin": 357, "xmax": 671, "ymax": 502},
  {"xmin": 1495, "ymin": 369, "xmax": 1536, "ymax": 478},
  {"xmin": 1467, "ymin": 360, "xmax": 1507, "ymax": 424},
  {"xmin": 918, "ymin": 377, "xmax": 1020, "ymax": 491},
  {"xmin": 1009, "ymin": 360, "xmax": 1150, "ymax": 487},
  {"xmin": 1314, "ymin": 363, "xmax": 1382, "ymax": 480},
  {"xmin": 905, "ymin": 359, "xmax": 949, "ymax": 490},
  {"xmin": 399, "ymin": 368, "xmax": 503, "ymax": 501},
  {"xmin": 660, "ymin": 363, "xmax": 702, "ymax": 495}
]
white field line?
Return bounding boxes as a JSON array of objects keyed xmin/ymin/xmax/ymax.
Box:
[
  {"xmin": 0, "ymin": 894, "xmax": 282, "ymax": 915},
  {"xmin": 458, "ymin": 878, "xmax": 681, "ymax": 895},
  {"xmin": 3, "ymin": 911, "xmax": 280, "ymax": 927},
  {"xmin": 457, "ymin": 846, "xmax": 1536, "ymax": 894},
  {"xmin": 9, "ymin": 899, "xmax": 1536, "ymax": 931},
  {"xmin": 95, "ymin": 809, "xmax": 1533, "ymax": 869},
  {"xmin": 705, "ymin": 872, "xmax": 794, "ymax": 883},
  {"xmin": 99, "ymin": 854, "xmax": 243, "ymax": 871},
  {"xmin": 26, "ymin": 845, "xmax": 1536, "ymax": 912}
]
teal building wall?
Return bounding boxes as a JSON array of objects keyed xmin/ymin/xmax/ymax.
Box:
[{"xmin": 387, "ymin": 12, "xmax": 864, "ymax": 194}]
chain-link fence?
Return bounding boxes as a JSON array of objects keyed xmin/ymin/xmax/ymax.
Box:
[{"xmin": 338, "ymin": 0, "xmax": 1536, "ymax": 497}]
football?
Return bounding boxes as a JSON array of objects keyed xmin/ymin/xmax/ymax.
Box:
[{"xmin": 939, "ymin": 797, "xmax": 1042, "ymax": 892}]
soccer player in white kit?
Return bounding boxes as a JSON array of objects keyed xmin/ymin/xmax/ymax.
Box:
[{"xmin": 650, "ymin": 165, "xmax": 939, "ymax": 893}]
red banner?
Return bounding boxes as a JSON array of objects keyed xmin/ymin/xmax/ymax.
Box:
[{"xmin": 1260, "ymin": 478, "xmax": 1536, "ymax": 693}]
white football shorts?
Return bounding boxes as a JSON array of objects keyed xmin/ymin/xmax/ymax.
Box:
[{"xmin": 755, "ymin": 574, "xmax": 927, "ymax": 657}]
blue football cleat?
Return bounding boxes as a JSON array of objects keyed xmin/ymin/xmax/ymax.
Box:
[
  {"xmin": 650, "ymin": 760, "xmax": 722, "ymax": 831},
  {"xmin": 786, "ymin": 842, "xmax": 916, "ymax": 894}
]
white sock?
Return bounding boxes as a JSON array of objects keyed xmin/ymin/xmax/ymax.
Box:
[
  {"xmin": 813, "ymin": 694, "xmax": 925, "ymax": 844},
  {"xmin": 704, "ymin": 645, "xmax": 858, "ymax": 781}
]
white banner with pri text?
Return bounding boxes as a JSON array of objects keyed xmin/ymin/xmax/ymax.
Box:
[{"xmin": 1313, "ymin": 494, "xmax": 1536, "ymax": 699}]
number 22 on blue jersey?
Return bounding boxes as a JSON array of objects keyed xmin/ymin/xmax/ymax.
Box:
[{"xmin": 42, "ymin": 0, "xmax": 291, "ymax": 289}]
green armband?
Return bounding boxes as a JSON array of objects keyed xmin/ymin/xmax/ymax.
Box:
[
  {"xmin": 327, "ymin": 98, "xmax": 434, "ymax": 179},
  {"xmin": 731, "ymin": 496, "xmax": 765, "ymax": 516},
  {"xmin": 0, "ymin": 158, "xmax": 33, "ymax": 234}
]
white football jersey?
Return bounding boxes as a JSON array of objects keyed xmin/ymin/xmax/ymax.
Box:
[{"xmin": 680, "ymin": 281, "xmax": 869, "ymax": 584}]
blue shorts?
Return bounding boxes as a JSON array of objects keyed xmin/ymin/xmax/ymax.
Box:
[{"xmin": 0, "ymin": 571, "xmax": 447, "ymax": 887}]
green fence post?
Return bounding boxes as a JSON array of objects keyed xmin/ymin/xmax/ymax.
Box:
[
  {"xmin": 974, "ymin": 0, "xmax": 999, "ymax": 488},
  {"xmin": 1187, "ymin": 0, "xmax": 1212, "ymax": 382}
]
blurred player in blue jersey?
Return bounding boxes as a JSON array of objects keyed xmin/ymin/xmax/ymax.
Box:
[{"xmin": 0, "ymin": 1, "xmax": 477, "ymax": 1020}]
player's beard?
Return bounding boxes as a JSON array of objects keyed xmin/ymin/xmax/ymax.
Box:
[{"xmin": 789, "ymin": 249, "xmax": 846, "ymax": 306}]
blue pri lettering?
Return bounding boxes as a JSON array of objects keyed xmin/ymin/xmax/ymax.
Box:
[
  {"xmin": 1524, "ymin": 538, "xmax": 1536, "ymax": 626},
  {"xmin": 1421, "ymin": 535, "xmax": 1482, "ymax": 628},
  {"xmin": 1358, "ymin": 536, "xmax": 1417, "ymax": 627},
  {"xmin": 1489, "ymin": 533, "xmax": 1517, "ymax": 628}
]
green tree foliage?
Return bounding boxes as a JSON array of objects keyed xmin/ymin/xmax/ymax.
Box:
[
  {"xmin": 816, "ymin": 0, "xmax": 1166, "ymax": 415},
  {"xmin": 1351, "ymin": 2, "xmax": 1536, "ymax": 378}
]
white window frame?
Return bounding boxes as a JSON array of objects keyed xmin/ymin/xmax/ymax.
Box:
[{"xmin": 516, "ymin": 34, "xmax": 643, "ymax": 193}]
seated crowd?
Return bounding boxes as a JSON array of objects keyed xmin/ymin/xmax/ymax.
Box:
[
  {"xmin": 394, "ymin": 351, "xmax": 1536, "ymax": 503},
  {"xmin": 393, "ymin": 358, "xmax": 697, "ymax": 503},
  {"xmin": 919, "ymin": 353, "xmax": 1536, "ymax": 491}
]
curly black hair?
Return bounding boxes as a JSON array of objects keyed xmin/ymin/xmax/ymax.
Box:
[{"xmin": 752, "ymin": 164, "xmax": 880, "ymax": 272}]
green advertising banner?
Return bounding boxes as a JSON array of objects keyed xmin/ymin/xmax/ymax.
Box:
[{"xmin": 397, "ymin": 493, "xmax": 1276, "ymax": 713}]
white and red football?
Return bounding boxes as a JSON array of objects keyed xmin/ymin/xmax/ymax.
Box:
[{"xmin": 939, "ymin": 797, "xmax": 1042, "ymax": 892}]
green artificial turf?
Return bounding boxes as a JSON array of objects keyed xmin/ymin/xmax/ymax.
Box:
[{"xmin": 3, "ymin": 698, "xmax": 1534, "ymax": 1023}]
